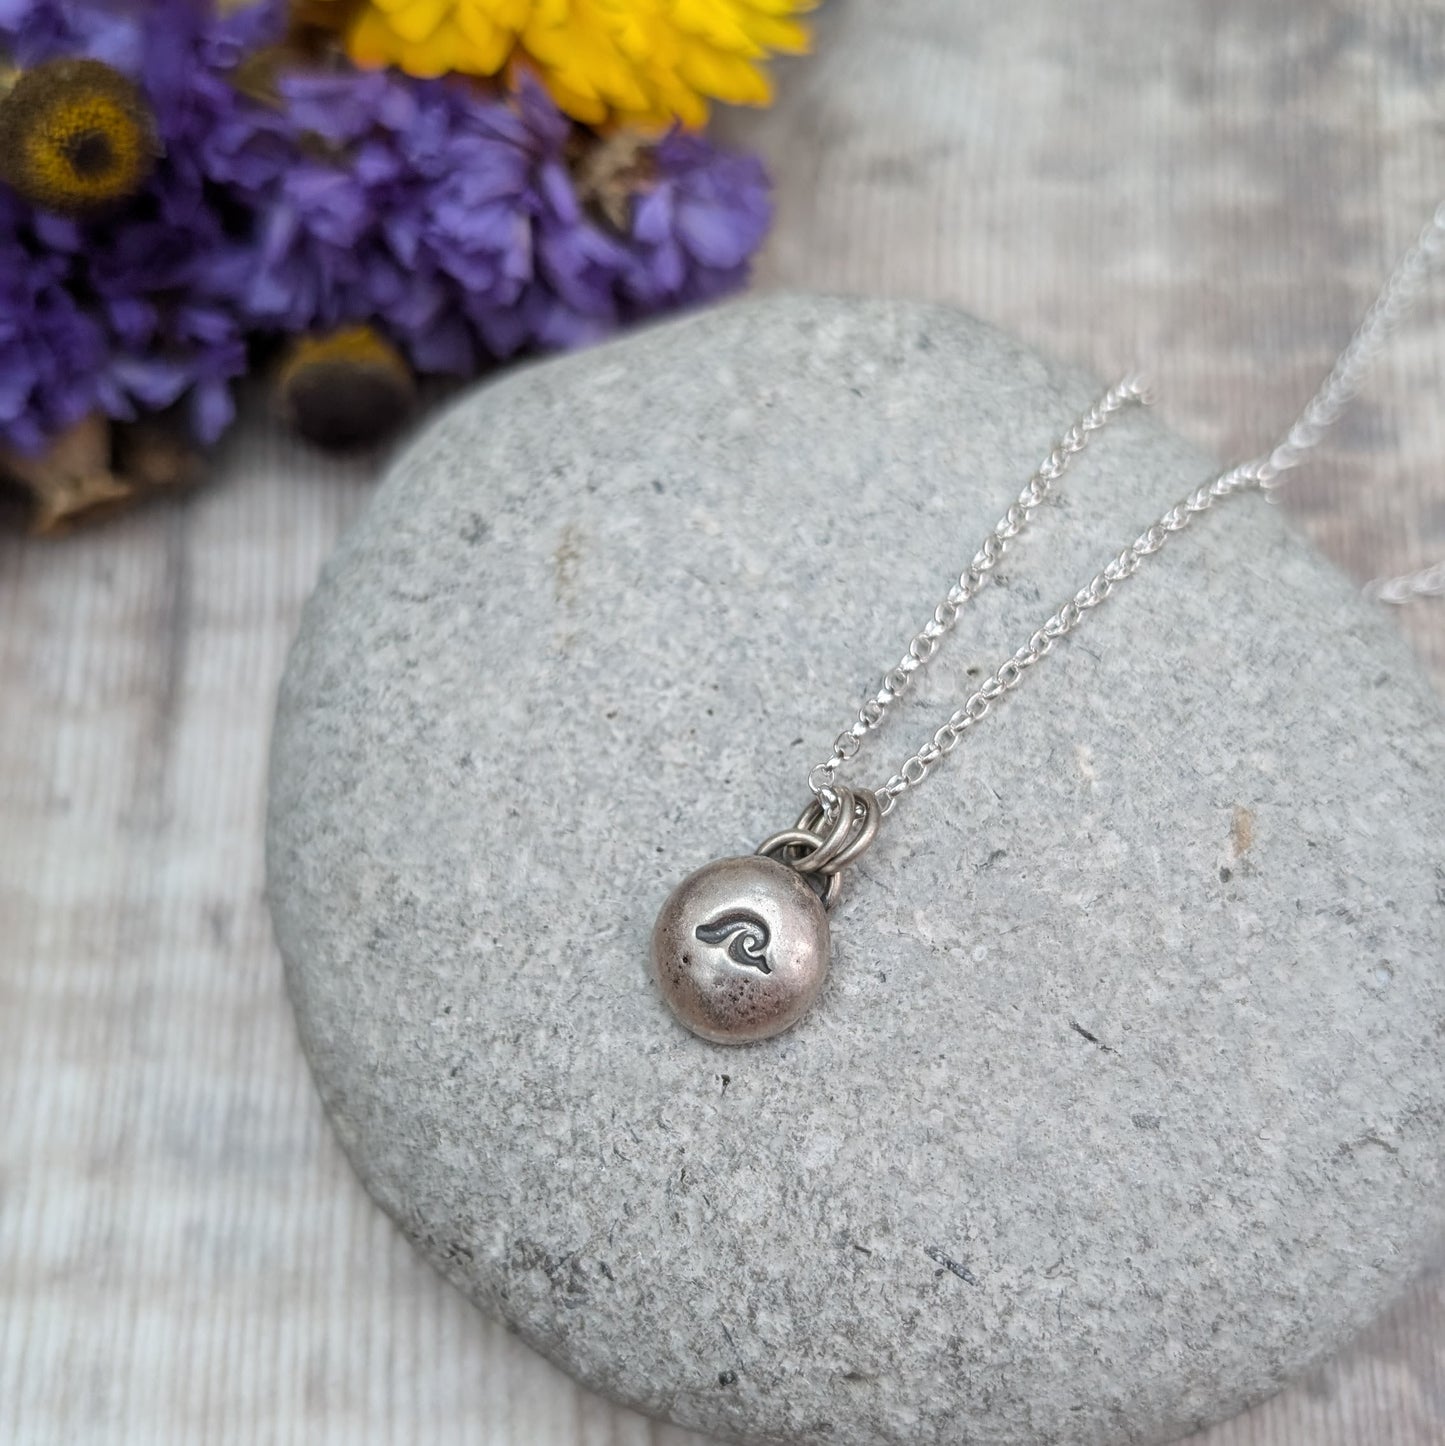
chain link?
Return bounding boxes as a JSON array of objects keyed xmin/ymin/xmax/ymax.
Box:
[
  {"xmin": 808, "ymin": 376, "xmax": 1152, "ymax": 801},
  {"xmin": 814, "ymin": 201, "xmax": 1445, "ymax": 816},
  {"xmin": 1365, "ymin": 559, "xmax": 1445, "ymax": 605}
]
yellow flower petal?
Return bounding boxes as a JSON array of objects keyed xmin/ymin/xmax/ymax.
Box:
[
  {"xmin": 531, "ymin": 73, "xmax": 609, "ymax": 124},
  {"xmin": 744, "ymin": 0, "xmax": 815, "ymax": 16},
  {"xmin": 383, "ymin": 0, "xmax": 455, "ymax": 45},
  {"xmin": 310, "ymin": 0, "xmax": 812, "ymax": 124},
  {"xmin": 452, "ymin": 4, "xmax": 517, "ymax": 69},
  {"xmin": 349, "ymin": 6, "xmax": 449, "ymax": 72},
  {"xmin": 487, "ymin": 0, "xmax": 536, "ymax": 26},
  {"xmin": 676, "ymin": 39, "xmax": 770, "ymax": 105},
  {"xmin": 741, "ymin": 13, "xmax": 808, "ymax": 52},
  {"xmin": 670, "ymin": 0, "xmax": 764, "ymax": 55}
]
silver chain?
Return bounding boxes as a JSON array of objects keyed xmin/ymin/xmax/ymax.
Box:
[
  {"xmin": 806, "ymin": 375, "xmax": 1152, "ymax": 799},
  {"xmin": 1365, "ymin": 560, "xmax": 1445, "ymax": 605},
  {"xmin": 810, "ymin": 201, "xmax": 1445, "ymax": 820}
]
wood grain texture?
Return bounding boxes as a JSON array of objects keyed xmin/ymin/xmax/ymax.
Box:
[{"xmin": 2, "ymin": 2, "xmax": 1442, "ymax": 1443}]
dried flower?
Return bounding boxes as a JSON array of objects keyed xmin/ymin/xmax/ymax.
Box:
[
  {"xmin": 0, "ymin": 0, "xmax": 291, "ymax": 183},
  {"xmin": 0, "ymin": 0, "xmax": 776, "ymax": 467},
  {"xmin": 0, "ymin": 0, "xmax": 281, "ymax": 453},
  {"xmin": 423, "ymin": 76, "xmax": 630, "ymax": 358},
  {"xmin": 0, "ymin": 411, "xmax": 130, "ymax": 533},
  {"xmin": 305, "ymin": 0, "xmax": 815, "ymax": 127},
  {"xmin": 0, "ymin": 408, "xmax": 204, "ymax": 533},
  {"xmin": 228, "ymin": 69, "xmax": 770, "ymax": 374},
  {"xmin": 0, "ymin": 190, "xmax": 107, "ymax": 452},
  {"xmin": 620, "ymin": 129, "xmax": 771, "ymax": 311},
  {"xmin": 277, "ymin": 325, "xmax": 415, "ymax": 449},
  {"xmin": 0, "ymin": 57, "xmax": 159, "ymax": 212}
]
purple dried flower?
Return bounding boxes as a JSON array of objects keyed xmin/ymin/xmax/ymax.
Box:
[
  {"xmin": 0, "ymin": 0, "xmax": 132, "ymax": 70},
  {"xmin": 622, "ymin": 131, "xmax": 772, "ymax": 312},
  {"xmin": 2, "ymin": 182, "xmax": 254, "ymax": 449},
  {"xmin": 0, "ymin": 192, "xmax": 107, "ymax": 453},
  {"xmin": 430, "ymin": 81, "xmax": 631, "ymax": 357},
  {"xmin": 214, "ymin": 69, "xmax": 622, "ymax": 372},
  {"xmin": 229, "ymin": 69, "xmax": 767, "ymax": 371},
  {"xmin": 0, "ymin": 0, "xmax": 276, "ymax": 451}
]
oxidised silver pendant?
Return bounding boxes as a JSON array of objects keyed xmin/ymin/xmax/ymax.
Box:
[
  {"xmin": 652, "ymin": 855, "xmax": 830, "ymax": 1044},
  {"xmin": 652, "ymin": 786, "xmax": 880, "ymax": 1044}
]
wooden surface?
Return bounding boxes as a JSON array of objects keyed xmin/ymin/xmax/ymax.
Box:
[{"xmin": 3, "ymin": 2, "xmax": 1443, "ymax": 1442}]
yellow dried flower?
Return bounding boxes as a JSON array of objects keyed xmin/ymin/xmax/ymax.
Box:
[
  {"xmin": 0, "ymin": 58, "xmax": 159, "ymax": 214},
  {"xmin": 306, "ymin": 0, "xmax": 814, "ymax": 127}
]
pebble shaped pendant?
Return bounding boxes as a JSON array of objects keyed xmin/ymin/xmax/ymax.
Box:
[{"xmin": 651, "ymin": 855, "xmax": 831, "ymax": 1044}]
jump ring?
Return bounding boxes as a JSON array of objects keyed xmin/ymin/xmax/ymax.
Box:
[
  {"xmin": 755, "ymin": 829, "xmax": 842, "ymax": 909},
  {"xmin": 818, "ymin": 786, "xmax": 882, "ymax": 872},
  {"xmin": 756, "ymin": 827, "xmax": 826, "ymax": 866},
  {"xmin": 791, "ymin": 785, "xmax": 857, "ymax": 874},
  {"xmin": 791, "ymin": 784, "xmax": 882, "ymax": 874}
]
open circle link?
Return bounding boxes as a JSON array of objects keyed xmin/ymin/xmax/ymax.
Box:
[{"xmin": 755, "ymin": 829, "xmax": 843, "ymax": 910}]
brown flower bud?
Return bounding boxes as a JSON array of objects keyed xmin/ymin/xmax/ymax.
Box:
[{"xmin": 277, "ymin": 327, "xmax": 416, "ymax": 450}]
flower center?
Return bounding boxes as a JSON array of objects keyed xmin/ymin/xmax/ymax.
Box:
[
  {"xmin": 62, "ymin": 126, "xmax": 117, "ymax": 180},
  {"xmin": 0, "ymin": 58, "xmax": 158, "ymax": 213}
]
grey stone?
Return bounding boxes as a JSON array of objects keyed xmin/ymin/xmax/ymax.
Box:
[{"xmin": 266, "ymin": 295, "xmax": 1445, "ymax": 1446}]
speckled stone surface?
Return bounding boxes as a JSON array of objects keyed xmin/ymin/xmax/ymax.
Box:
[{"xmin": 266, "ymin": 296, "xmax": 1445, "ymax": 1446}]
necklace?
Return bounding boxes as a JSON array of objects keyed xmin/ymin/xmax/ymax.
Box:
[{"xmin": 652, "ymin": 203, "xmax": 1445, "ymax": 1045}]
